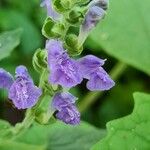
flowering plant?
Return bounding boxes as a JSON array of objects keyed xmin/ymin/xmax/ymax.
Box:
[{"xmin": 0, "ymin": 0, "xmax": 149, "ymax": 149}]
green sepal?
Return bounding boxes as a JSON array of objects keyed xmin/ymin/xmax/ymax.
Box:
[
  {"xmin": 60, "ymin": 0, "xmax": 75, "ymax": 10},
  {"xmin": 42, "ymin": 17, "xmax": 66, "ymax": 39},
  {"xmin": 64, "ymin": 34, "xmax": 83, "ymax": 56},
  {"xmin": 65, "ymin": 6, "xmax": 87, "ymax": 26},
  {"xmin": 53, "ymin": 0, "xmax": 90, "ymax": 13},
  {"xmin": 51, "ymin": 22, "xmax": 66, "ymax": 38},
  {"xmin": 42, "ymin": 17, "xmax": 54, "ymax": 38},
  {"xmin": 53, "ymin": 0, "xmax": 75, "ymax": 13},
  {"xmin": 32, "ymin": 49, "xmax": 47, "ymax": 73}
]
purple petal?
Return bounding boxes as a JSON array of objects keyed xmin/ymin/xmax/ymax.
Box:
[
  {"xmin": 49, "ymin": 57, "xmax": 82, "ymax": 88},
  {"xmin": 46, "ymin": 39, "xmax": 64, "ymax": 67},
  {"xmin": 56, "ymin": 105, "xmax": 80, "ymax": 125},
  {"xmin": 95, "ymin": 0, "xmax": 109, "ymax": 11},
  {"xmin": 78, "ymin": 55, "xmax": 106, "ymax": 78},
  {"xmin": 0, "ymin": 68, "xmax": 14, "ymax": 90},
  {"xmin": 8, "ymin": 67, "xmax": 42, "ymax": 109},
  {"xmin": 15, "ymin": 65, "xmax": 32, "ymax": 80},
  {"xmin": 86, "ymin": 67, "xmax": 115, "ymax": 91},
  {"xmin": 52, "ymin": 92, "xmax": 77, "ymax": 110},
  {"xmin": 40, "ymin": 0, "xmax": 61, "ymax": 20}
]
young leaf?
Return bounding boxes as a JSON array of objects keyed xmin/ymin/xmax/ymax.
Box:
[
  {"xmin": 88, "ymin": 0, "xmax": 150, "ymax": 75},
  {"xmin": 0, "ymin": 29, "xmax": 22, "ymax": 61},
  {"xmin": 92, "ymin": 92, "xmax": 150, "ymax": 150}
]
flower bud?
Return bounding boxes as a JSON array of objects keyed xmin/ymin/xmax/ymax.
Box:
[
  {"xmin": 42, "ymin": 17, "xmax": 65, "ymax": 38},
  {"xmin": 64, "ymin": 34, "xmax": 83, "ymax": 56},
  {"xmin": 66, "ymin": 7, "xmax": 87, "ymax": 26},
  {"xmin": 53, "ymin": 0, "xmax": 74, "ymax": 13},
  {"xmin": 32, "ymin": 49, "xmax": 47, "ymax": 73}
]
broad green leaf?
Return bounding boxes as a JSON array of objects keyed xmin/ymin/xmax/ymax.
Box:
[
  {"xmin": 47, "ymin": 122, "xmax": 106, "ymax": 150},
  {"xmin": 0, "ymin": 9, "xmax": 42, "ymax": 54},
  {"xmin": 16, "ymin": 121, "xmax": 106, "ymax": 150},
  {"xmin": 88, "ymin": 0, "xmax": 150, "ymax": 75},
  {"xmin": 0, "ymin": 140, "xmax": 45, "ymax": 150},
  {"xmin": 92, "ymin": 92, "xmax": 150, "ymax": 150},
  {"xmin": 0, "ymin": 29, "xmax": 21, "ymax": 60}
]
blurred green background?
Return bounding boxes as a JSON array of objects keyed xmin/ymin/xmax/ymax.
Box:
[{"xmin": 0, "ymin": 0, "xmax": 150, "ymax": 130}]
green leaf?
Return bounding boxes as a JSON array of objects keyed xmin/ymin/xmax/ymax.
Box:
[
  {"xmin": 92, "ymin": 92, "xmax": 150, "ymax": 150},
  {"xmin": 0, "ymin": 9, "xmax": 42, "ymax": 54},
  {"xmin": 47, "ymin": 122, "xmax": 106, "ymax": 150},
  {"xmin": 16, "ymin": 121, "xmax": 106, "ymax": 150},
  {"xmin": 0, "ymin": 29, "xmax": 22, "ymax": 60},
  {"xmin": 0, "ymin": 120, "xmax": 45, "ymax": 150},
  {"xmin": 0, "ymin": 141, "xmax": 45, "ymax": 150},
  {"xmin": 88, "ymin": 0, "xmax": 150, "ymax": 75},
  {"xmin": 0, "ymin": 120, "xmax": 11, "ymax": 137}
]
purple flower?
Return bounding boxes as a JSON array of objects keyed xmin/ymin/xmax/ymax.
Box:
[
  {"xmin": 78, "ymin": 4, "xmax": 107, "ymax": 46},
  {"xmin": 78, "ymin": 55, "xmax": 115, "ymax": 91},
  {"xmin": 0, "ymin": 66, "xmax": 42, "ymax": 109},
  {"xmin": 46, "ymin": 39, "xmax": 82, "ymax": 88},
  {"xmin": 41, "ymin": 0, "xmax": 61, "ymax": 20},
  {"xmin": 52, "ymin": 92, "xmax": 80, "ymax": 125},
  {"xmin": 82, "ymin": 6, "xmax": 105, "ymax": 32}
]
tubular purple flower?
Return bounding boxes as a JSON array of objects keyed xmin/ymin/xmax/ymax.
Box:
[
  {"xmin": 46, "ymin": 39, "xmax": 83, "ymax": 88},
  {"xmin": 82, "ymin": 6, "xmax": 105, "ymax": 32},
  {"xmin": 78, "ymin": 55, "xmax": 115, "ymax": 91},
  {"xmin": 0, "ymin": 66, "xmax": 42, "ymax": 109},
  {"xmin": 0, "ymin": 68, "xmax": 14, "ymax": 90},
  {"xmin": 78, "ymin": 0, "xmax": 108, "ymax": 46},
  {"xmin": 41, "ymin": 0, "xmax": 61, "ymax": 20},
  {"xmin": 52, "ymin": 92, "xmax": 80, "ymax": 125}
]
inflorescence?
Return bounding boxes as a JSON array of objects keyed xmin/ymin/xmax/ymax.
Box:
[{"xmin": 0, "ymin": 0, "xmax": 114, "ymax": 125}]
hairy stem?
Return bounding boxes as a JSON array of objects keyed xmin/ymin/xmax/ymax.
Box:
[{"xmin": 78, "ymin": 62, "xmax": 127, "ymax": 112}]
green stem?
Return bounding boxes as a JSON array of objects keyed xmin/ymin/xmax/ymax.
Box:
[
  {"xmin": 11, "ymin": 109, "xmax": 35, "ymax": 139},
  {"xmin": 78, "ymin": 62, "xmax": 127, "ymax": 112},
  {"xmin": 78, "ymin": 26, "xmax": 89, "ymax": 48}
]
